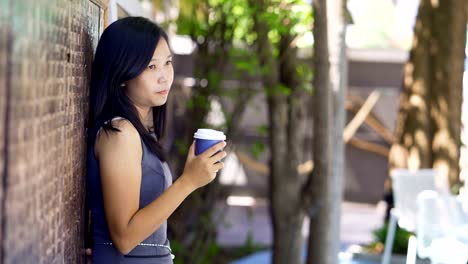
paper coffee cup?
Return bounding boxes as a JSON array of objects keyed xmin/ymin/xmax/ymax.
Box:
[{"xmin": 193, "ymin": 129, "xmax": 226, "ymax": 155}]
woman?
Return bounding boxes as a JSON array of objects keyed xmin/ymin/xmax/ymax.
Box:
[{"xmin": 86, "ymin": 17, "xmax": 226, "ymax": 263}]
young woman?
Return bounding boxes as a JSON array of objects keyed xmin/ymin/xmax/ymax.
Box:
[{"xmin": 86, "ymin": 17, "xmax": 226, "ymax": 263}]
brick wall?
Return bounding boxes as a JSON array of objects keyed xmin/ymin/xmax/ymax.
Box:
[
  {"xmin": 0, "ymin": 0, "xmax": 106, "ymax": 263},
  {"xmin": 0, "ymin": 0, "xmax": 9, "ymax": 261}
]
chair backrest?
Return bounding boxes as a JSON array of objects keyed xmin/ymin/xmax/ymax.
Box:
[
  {"xmin": 391, "ymin": 169, "xmax": 439, "ymax": 232},
  {"xmin": 416, "ymin": 190, "xmax": 445, "ymax": 258},
  {"xmin": 416, "ymin": 190, "xmax": 468, "ymax": 259}
]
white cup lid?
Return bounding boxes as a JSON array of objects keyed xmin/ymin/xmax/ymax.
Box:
[{"xmin": 194, "ymin": 129, "xmax": 226, "ymax": 140}]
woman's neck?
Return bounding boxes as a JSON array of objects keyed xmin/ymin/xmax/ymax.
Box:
[
  {"xmin": 135, "ymin": 105, "xmax": 153, "ymax": 131},
  {"xmin": 141, "ymin": 109, "xmax": 152, "ymax": 125}
]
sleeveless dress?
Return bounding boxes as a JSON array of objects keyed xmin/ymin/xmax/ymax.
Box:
[{"xmin": 86, "ymin": 117, "xmax": 174, "ymax": 264}]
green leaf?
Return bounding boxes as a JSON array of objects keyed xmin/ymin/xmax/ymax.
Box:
[
  {"xmin": 266, "ymin": 84, "xmax": 292, "ymax": 97},
  {"xmin": 255, "ymin": 125, "xmax": 269, "ymax": 136},
  {"xmin": 207, "ymin": 71, "xmax": 222, "ymax": 88},
  {"xmin": 250, "ymin": 142, "xmax": 265, "ymax": 160},
  {"xmin": 234, "ymin": 60, "xmax": 254, "ymax": 73},
  {"xmin": 186, "ymin": 98, "xmax": 195, "ymax": 110},
  {"xmin": 175, "ymin": 139, "xmax": 189, "ymax": 156},
  {"xmin": 371, "ymin": 222, "xmax": 413, "ymax": 255}
]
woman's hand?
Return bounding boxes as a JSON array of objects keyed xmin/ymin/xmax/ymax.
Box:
[
  {"xmin": 180, "ymin": 141, "xmax": 227, "ymax": 191},
  {"xmin": 82, "ymin": 248, "xmax": 92, "ymax": 264}
]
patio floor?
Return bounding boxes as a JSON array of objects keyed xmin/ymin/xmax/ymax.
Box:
[{"xmin": 214, "ymin": 200, "xmax": 387, "ymax": 263}]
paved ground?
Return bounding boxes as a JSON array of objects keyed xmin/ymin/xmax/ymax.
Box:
[
  {"xmin": 214, "ymin": 200, "xmax": 387, "ymax": 263},
  {"xmin": 216, "ymin": 200, "xmax": 386, "ymax": 247}
]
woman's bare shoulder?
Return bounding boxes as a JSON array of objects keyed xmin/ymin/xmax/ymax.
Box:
[{"xmin": 95, "ymin": 118, "xmax": 141, "ymax": 159}]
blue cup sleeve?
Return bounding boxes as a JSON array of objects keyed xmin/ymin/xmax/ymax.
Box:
[{"xmin": 195, "ymin": 139, "xmax": 223, "ymax": 156}]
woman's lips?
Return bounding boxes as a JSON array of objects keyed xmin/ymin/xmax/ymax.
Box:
[{"xmin": 156, "ymin": 90, "xmax": 169, "ymax": 95}]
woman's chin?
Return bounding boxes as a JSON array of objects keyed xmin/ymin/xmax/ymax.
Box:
[{"xmin": 151, "ymin": 99, "xmax": 167, "ymax": 107}]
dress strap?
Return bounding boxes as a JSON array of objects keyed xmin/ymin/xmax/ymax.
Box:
[{"xmin": 96, "ymin": 116, "xmax": 126, "ymax": 137}]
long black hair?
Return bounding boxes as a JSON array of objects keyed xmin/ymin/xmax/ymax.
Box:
[{"xmin": 88, "ymin": 17, "xmax": 169, "ymax": 161}]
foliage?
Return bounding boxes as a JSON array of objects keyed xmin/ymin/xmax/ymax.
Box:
[
  {"xmin": 250, "ymin": 142, "xmax": 266, "ymax": 160},
  {"xmin": 366, "ymin": 222, "xmax": 413, "ymax": 255},
  {"xmin": 233, "ymin": 231, "xmax": 267, "ymax": 259}
]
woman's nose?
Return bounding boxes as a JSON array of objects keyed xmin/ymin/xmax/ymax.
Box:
[{"xmin": 158, "ymin": 76, "xmax": 167, "ymax": 84}]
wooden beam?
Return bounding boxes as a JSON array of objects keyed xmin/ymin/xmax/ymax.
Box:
[
  {"xmin": 343, "ymin": 90, "xmax": 381, "ymax": 142},
  {"xmin": 348, "ymin": 138, "xmax": 389, "ymax": 157},
  {"xmin": 346, "ymin": 103, "xmax": 394, "ymax": 144}
]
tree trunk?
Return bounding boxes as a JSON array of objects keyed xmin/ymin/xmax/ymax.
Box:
[
  {"xmin": 389, "ymin": 0, "xmax": 468, "ymax": 189},
  {"xmin": 305, "ymin": 0, "xmax": 345, "ymax": 263},
  {"xmin": 277, "ymin": 32, "xmax": 307, "ymax": 264},
  {"xmin": 430, "ymin": 0, "xmax": 467, "ymax": 187},
  {"xmin": 389, "ymin": 1, "xmax": 434, "ymax": 173},
  {"xmin": 251, "ymin": 1, "xmax": 306, "ymax": 263},
  {"xmin": 306, "ymin": 0, "xmax": 333, "ymax": 260},
  {"xmin": 329, "ymin": 0, "xmax": 347, "ymax": 261}
]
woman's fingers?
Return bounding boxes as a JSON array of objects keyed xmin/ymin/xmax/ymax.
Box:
[
  {"xmin": 209, "ymin": 150, "xmax": 227, "ymax": 163},
  {"xmin": 200, "ymin": 141, "xmax": 226, "ymax": 158},
  {"xmin": 213, "ymin": 162, "xmax": 224, "ymax": 172}
]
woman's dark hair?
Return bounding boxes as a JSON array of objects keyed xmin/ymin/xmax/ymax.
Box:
[{"xmin": 88, "ymin": 16, "xmax": 169, "ymax": 161}]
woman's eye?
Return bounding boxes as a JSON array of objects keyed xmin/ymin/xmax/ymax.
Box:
[
  {"xmin": 148, "ymin": 65, "xmax": 157, "ymax": 70},
  {"xmin": 165, "ymin": 60, "xmax": 172, "ymax": 66}
]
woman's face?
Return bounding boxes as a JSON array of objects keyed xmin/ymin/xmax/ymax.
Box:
[{"xmin": 125, "ymin": 38, "xmax": 174, "ymax": 110}]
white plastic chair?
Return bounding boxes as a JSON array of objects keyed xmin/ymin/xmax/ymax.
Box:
[
  {"xmin": 414, "ymin": 190, "xmax": 468, "ymax": 264},
  {"xmin": 381, "ymin": 169, "xmax": 439, "ymax": 264}
]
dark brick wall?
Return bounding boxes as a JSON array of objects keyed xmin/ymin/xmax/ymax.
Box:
[
  {"xmin": 0, "ymin": 0, "xmax": 106, "ymax": 263},
  {"xmin": 0, "ymin": 0, "xmax": 10, "ymax": 261}
]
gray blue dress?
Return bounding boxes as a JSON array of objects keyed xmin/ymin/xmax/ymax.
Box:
[{"xmin": 87, "ymin": 117, "xmax": 174, "ymax": 264}]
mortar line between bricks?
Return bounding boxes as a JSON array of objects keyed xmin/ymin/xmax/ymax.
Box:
[{"xmin": 1, "ymin": 0, "xmax": 13, "ymax": 261}]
